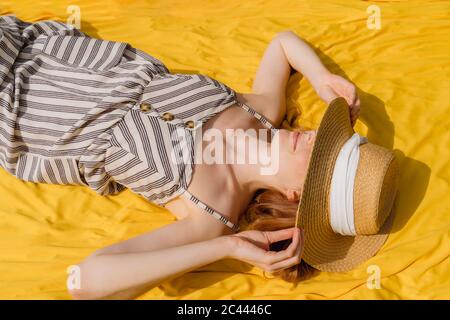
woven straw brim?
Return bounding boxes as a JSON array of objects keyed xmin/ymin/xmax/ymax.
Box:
[{"xmin": 296, "ymin": 97, "xmax": 396, "ymax": 272}]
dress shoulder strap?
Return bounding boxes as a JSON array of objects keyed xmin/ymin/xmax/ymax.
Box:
[
  {"xmin": 235, "ymin": 101, "xmax": 278, "ymax": 138},
  {"xmin": 178, "ymin": 101, "xmax": 278, "ymax": 233},
  {"xmin": 181, "ymin": 190, "xmax": 240, "ymax": 232}
]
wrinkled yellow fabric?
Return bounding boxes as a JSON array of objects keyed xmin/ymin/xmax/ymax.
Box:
[{"xmin": 0, "ymin": 0, "xmax": 449, "ymax": 299}]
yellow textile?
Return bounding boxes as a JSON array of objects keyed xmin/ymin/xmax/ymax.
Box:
[{"xmin": 0, "ymin": 0, "xmax": 449, "ymax": 299}]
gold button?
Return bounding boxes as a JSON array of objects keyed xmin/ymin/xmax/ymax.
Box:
[
  {"xmin": 185, "ymin": 120, "xmax": 195, "ymax": 128},
  {"xmin": 139, "ymin": 103, "xmax": 152, "ymax": 112},
  {"xmin": 162, "ymin": 112, "xmax": 175, "ymax": 121}
]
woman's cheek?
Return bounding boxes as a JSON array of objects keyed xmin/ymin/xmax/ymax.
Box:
[{"xmin": 298, "ymin": 154, "xmax": 310, "ymax": 172}]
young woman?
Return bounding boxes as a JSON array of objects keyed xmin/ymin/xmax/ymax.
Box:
[{"xmin": 0, "ymin": 16, "xmax": 360, "ymax": 299}]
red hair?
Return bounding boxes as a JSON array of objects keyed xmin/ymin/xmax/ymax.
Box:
[{"xmin": 244, "ymin": 189, "xmax": 318, "ymax": 282}]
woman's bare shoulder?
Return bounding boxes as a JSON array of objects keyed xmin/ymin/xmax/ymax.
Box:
[
  {"xmin": 235, "ymin": 91, "xmax": 281, "ymax": 127},
  {"xmin": 235, "ymin": 91, "xmax": 265, "ymax": 110},
  {"xmin": 165, "ymin": 196, "xmax": 235, "ymax": 237}
]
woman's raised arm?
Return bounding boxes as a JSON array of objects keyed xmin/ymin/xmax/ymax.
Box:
[
  {"xmin": 278, "ymin": 31, "xmax": 360, "ymax": 124},
  {"xmin": 248, "ymin": 30, "xmax": 360, "ymax": 127}
]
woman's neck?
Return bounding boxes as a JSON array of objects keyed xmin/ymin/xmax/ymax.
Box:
[{"xmin": 227, "ymin": 130, "xmax": 280, "ymax": 195}]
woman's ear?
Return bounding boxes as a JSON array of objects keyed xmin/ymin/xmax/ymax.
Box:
[{"xmin": 285, "ymin": 189, "xmax": 300, "ymax": 202}]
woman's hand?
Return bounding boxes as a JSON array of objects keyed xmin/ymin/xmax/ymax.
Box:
[
  {"xmin": 224, "ymin": 227, "xmax": 304, "ymax": 273},
  {"xmin": 315, "ymin": 73, "xmax": 361, "ymax": 127}
]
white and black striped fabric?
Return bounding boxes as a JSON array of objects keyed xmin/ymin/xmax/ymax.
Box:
[{"xmin": 0, "ymin": 15, "xmax": 275, "ymax": 232}]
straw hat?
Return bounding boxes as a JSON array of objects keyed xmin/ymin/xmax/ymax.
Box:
[{"xmin": 295, "ymin": 97, "xmax": 400, "ymax": 272}]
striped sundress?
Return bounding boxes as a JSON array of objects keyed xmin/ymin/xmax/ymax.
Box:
[{"xmin": 0, "ymin": 15, "xmax": 276, "ymax": 232}]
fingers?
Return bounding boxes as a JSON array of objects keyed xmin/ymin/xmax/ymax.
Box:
[
  {"xmin": 351, "ymin": 95, "xmax": 360, "ymax": 110},
  {"xmin": 350, "ymin": 107, "xmax": 358, "ymax": 120},
  {"xmin": 355, "ymin": 96, "xmax": 361, "ymax": 108},
  {"xmin": 261, "ymin": 228, "xmax": 303, "ymax": 266},
  {"xmin": 233, "ymin": 228, "xmax": 305, "ymax": 274},
  {"xmin": 349, "ymin": 95, "xmax": 361, "ymax": 126},
  {"xmin": 350, "ymin": 85, "xmax": 357, "ymax": 107},
  {"xmin": 347, "ymin": 83, "xmax": 357, "ymax": 107},
  {"xmin": 350, "ymin": 105, "xmax": 360, "ymax": 126},
  {"xmin": 332, "ymin": 76, "xmax": 355, "ymax": 106},
  {"xmin": 334, "ymin": 76, "xmax": 358, "ymax": 110},
  {"xmin": 266, "ymin": 229, "xmax": 305, "ymax": 272},
  {"xmin": 264, "ymin": 227, "xmax": 297, "ymax": 244},
  {"xmin": 319, "ymin": 85, "xmax": 339, "ymax": 105},
  {"xmin": 261, "ymin": 228, "xmax": 305, "ymax": 273}
]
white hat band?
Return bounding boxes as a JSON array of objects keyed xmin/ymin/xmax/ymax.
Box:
[{"xmin": 329, "ymin": 132, "xmax": 368, "ymax": 236}]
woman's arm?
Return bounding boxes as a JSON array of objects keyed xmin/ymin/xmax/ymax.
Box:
[
  {"xmin": 68, "ymin": 219, "xmax": 303, "ymax": 299},
  {"xmin": 248, "ymin": 30, "xmax": 360, "ymax": 127},
  {"xmin": 247, "ymin": 32, "xmax": 292, "ymax": 127},
  {"xmin": 276, "ymin": 31, "xmax": 330, "ymax": 92},
  {"xmin": 247, "ymin": 30, "xmax": 331, "ymax": 126},
  {"xmin": 68, "ymin": 211, "xmax": 233, "ymax": 300},
  {"xmin": 90, "ymin": 208, "xmax": 232, "ymax": 257},
  {"xmin": 277, "ymin": 31, "xmax": 360, "ymax": 124},
  {"xmin": 70, "ymin": 229, "xmax": 231, "ymax": 300}
]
